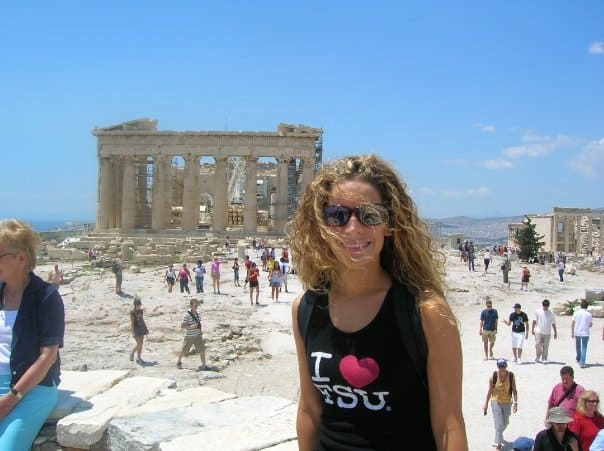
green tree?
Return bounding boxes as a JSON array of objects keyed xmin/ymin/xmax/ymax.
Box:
[{"xmin": 516, "ymin": 217, "xmax": 545, "ymax": 261}]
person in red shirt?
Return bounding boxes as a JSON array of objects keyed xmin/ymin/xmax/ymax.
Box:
[
  {"xmin": 568, "ymin": 390, "xmax": 604, "ymax": 451},
  {"xmin": 177, "ymin": 263, "xmax": 192, "ymax": 294},
  {"xmin": 247, "ymin": 262, "xmax": 260, "ymax": 305}
]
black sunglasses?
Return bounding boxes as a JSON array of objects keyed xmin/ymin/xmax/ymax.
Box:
[{"xmin": 323, "ymin": 203, "xmax": 388, "ymax": 227}]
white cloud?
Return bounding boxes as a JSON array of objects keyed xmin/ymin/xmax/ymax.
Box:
[
  {"xmin": 481, "ymin": 159, "xmax": 513, "ymax": 170},
  {"xmin": 418, "ymin": 187, "xmax": 434, "ymax": 196},
  {"xmin": 502, "ymin": 133, "xmax": 572, "ymax": 158},
  {"xmin": 472, "ymin": 123, "xmax": 496, "ymax": 133},
  {"xmin": 589, "ymin": 41, "xmax": 604, "ymax": 54},
  {"xmin": 568, "ymin": 138, "xmax": 604, "ymax": 180},
  {"xmin": 443, "ymin": 190, "xmax": 461, "ymax": 198}
]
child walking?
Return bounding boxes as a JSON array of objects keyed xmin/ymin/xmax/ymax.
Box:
[{"xmin": 129, "ymin": 295, "xmax": 149, "ymax": 364}]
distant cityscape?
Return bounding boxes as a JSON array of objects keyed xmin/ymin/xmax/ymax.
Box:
[{"xmin": 427, "ymin": 216, "xmax": 523, "ymax": 247}]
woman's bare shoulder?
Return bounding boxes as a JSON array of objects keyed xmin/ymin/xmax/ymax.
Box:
[{"xmin": 419, "ymin": 292, "xmax": 457, "ymax": 327}]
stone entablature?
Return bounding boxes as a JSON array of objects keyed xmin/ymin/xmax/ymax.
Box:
[{"xmin": 93, "ymin": 119, "xmax": 322, "ymax": 234}]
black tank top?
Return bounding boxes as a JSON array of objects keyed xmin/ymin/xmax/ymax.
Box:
[{"xmin": 306, "ymin": 288, "xmax": 436, "ymax": 450}]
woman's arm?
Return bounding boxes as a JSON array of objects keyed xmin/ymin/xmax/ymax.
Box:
[
  {"xmin": 291, "ymin": 296, "xmax": 322, "ymax": 451},
  {"xmin": 421, "ymin": 294, "xmax": 469, "ymax": 451},
  {"xmin": 0, "ymin": 345, "xmax": 59, "ymax": 419}
]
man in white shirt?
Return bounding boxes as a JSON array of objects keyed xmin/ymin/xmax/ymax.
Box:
[
  {"xmin": 532, "ymin": 299, "xmax": 557, "ymax": 363},
  {"xmin": 571, "ymin": 299, "xmax": 593, "ymax": 368}
]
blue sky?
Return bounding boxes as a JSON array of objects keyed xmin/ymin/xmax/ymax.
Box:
[{"xmin": 1, "ymin": 1, "xmax": 602, "ymax": 221}]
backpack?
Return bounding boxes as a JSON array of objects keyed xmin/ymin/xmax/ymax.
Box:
[
  {"xmin": 297, "ymin": 281, "xmax": 428, "ymax": 388},
  {"xmin": 492, "ymin": 370, "xmax": 515, "ymax": 397}
]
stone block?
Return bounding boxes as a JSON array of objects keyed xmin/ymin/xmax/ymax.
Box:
[
  {"xmin": 50, "ymin": 370, "xmax": 130, "ymax": 421},
  {"xmin": 586, "ymin": 288, "xmax": 604, "ymax": 302},
  {"xmin": 109, "ymin": 395, "xmax": 292, "ymax": 451},
  {"xmin": 159, "ymin": 401, "xmax": 297, "ymax": 451},
  {"xmin": 56, "ymin": 376, "xmax": 174, "ymax": 449},
  {"xmin": 119, "ymin": 386, "xmax": 237, "ymax": 418}
]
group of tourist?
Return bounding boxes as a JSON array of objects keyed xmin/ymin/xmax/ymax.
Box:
[
  {"xmin": 479, "ymin": 297, "xmax": 603, "ymax": 449},
  {"xmin": 480, "ymin": 298, "xmax": 598, "ymax": 368},
  {"xmin": 484, "ymin": 361, "xmax": 603, "ymax": 450}
]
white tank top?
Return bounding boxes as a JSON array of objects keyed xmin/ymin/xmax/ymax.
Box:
[{"xmin": 0, "ymin": 310, "xmax": 18, "ymax": 375}]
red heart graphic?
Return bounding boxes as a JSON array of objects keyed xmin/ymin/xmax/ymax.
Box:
[{"xmin": 339, "ymin": 355, "xmax": 380, "ymax": 388}]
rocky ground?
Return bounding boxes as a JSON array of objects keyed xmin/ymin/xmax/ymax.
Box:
[{"xmin": 35, "ymin": 249, "xmax": 604, "ymax": 450}]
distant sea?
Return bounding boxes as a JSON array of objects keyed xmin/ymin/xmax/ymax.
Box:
[{"xmin": 23, "ymin": 219, "xmax": 95, "ymax": 233}]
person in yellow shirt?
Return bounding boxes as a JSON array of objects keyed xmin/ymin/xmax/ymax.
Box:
[{"xmin": 483, "ymin": 359, "xmax": 518, "ymax": 449}]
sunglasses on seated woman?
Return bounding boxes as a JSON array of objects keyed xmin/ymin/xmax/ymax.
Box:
[{"xmin": 323, "ymin": 203, "xmax": 388, "ymax": 227}]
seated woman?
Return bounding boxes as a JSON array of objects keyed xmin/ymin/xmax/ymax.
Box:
[{"xmin": 0, "ymin": 219, "xmax": 65, "ymax": 450}]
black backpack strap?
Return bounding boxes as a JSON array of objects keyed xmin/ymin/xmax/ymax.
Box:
[
  {"xmin": 297, "ymin": 290, "xmax": 319, "ymax": 347},
  {"xmin": 391, "ymin": 282, "xmax": 428, "ymax": 389}
]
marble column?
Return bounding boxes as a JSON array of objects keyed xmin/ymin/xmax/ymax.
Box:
[
  {"xmin": 213, "ymin": 156, "xmax": 228, "ymax": 232},
  {"xmin": 300, "ymin": 156, "xmax": 315, "ymax": 198},
  {"xmin": 182, "ymin": 155, "xmax": 199, "ymax": 231},
  {"xmin": 151, "ymin": 154, "xmax": 165, "ymax": 232},
  {"xmin": 110, "ymin": 156, "xmax": 121, "ymax": 229},
  {"xmin": 121, "ymin": 156, "xmax": 136, "ymax": 231},
  {"xmin": 97, "ymin": 156, "xmax": 112, "ymax": 229},
  {"xmin": 244, "ymin": 156, "xmax": 258, "ymax": 233},
  {"xmin": 274, "ymin": 157, "xmax": 290, "ymax": 233}
]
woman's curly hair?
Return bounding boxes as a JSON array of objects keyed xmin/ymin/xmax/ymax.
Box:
[{"xmin": 288, "ymin": 154, "xmax": 446, "ymax": 301}]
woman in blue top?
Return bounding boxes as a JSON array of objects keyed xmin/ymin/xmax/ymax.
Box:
[
  {"xmin": 289, "ymin": 155, "xmax": 467, "ymax": 450},
  {"xmin": 0, "ymin": 219, "xmax": 65, "ymax": 450}
]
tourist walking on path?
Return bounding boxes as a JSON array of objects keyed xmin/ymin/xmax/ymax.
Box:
[
  {"xmin": 193, "ymin": 260, "xmax": 205, "ymax": 294},
  {"xmin": 532, "ymin": 299, "xmax": 557, "ymax": 363},
  {"xmin": 268, "ymin": 265, "xmax": 282, "ymax": 302},
  {"xmin": 129, "ymin": 295, "xmax": 149, "ymax": 364},
  {"xmin": 289, "ymin": 155, "xmax": 467, "ymax": 450},
  {"xmin": 480, "ymin": 299, "xmax": 498, "ymax": 360},
  {"xmin": 232, "ymin": 258, "xmax": 240, "ymax": 287},
  {"xmin": 545, "ymin": 366, "xmax": 585, "ymax": 421},
  {"xmin": 569, "ymin": 390, "xmax": 604, "ymax": 451},
  {"xmin": 112, "ymin": 258, "xmax": 123, "ymax": 294},
  {"xmin": 571, "ymin": 300, "xmax": 593, "ymax": 368},
  {"xmin": 211, "ymin": 257, "xmax": 222, "ymax": 294},
  {"xmin": 177, "ymin": 263, "xmax": 191, "ymax": 294},
  {"xmin": 533, "ymin": 407, "xmax": 580, "ymax": 451},
  {"xmin": 468, "ymin": 242, "xmax": 476, "ymax": 271},
  {"xmin": 520, "ymin": 266, "xmax": 531, "ymax": 291},
  {"xmin": 503, "ymin": 303, "xmax": 529, "ymax": 364},
  {"xmin": 164, "ymin": 264, "xmax": 176, "ymax": 293},
  {"xmin": 483, "ymin": 359, "xmax": 518, "ymax": 450},
  {"xmin": 483, "ymin": 249, "xmax": 492, "ymax": 273},
  {"xmin": 502, "ymin": 253, "xmax": 511, "ymax": 287},
  {"xmin": 176, "ymin": 298, "xmax": 207, "ymax": 370},
  {"xmin": 558, "ymin": 260, "xmax": 566, "ymax": 282},
  {"xmin": 0, "ymin": 219, "xmax": 65, "ymax": 450},
  {"xmin": 247, "ymin": 262, "xmax": 260, "ymax": 305},
  {"xmin": 47, "ymin": 264, "xmax": 63, "ymax": 289},
  {"xmin": 279, "ymin": 257, "xmax": 290, "ymax": 293}
]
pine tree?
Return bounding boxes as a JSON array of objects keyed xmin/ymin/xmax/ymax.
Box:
[{"xmin": 516, "ymin": 217, "xmax": 545, "ymax": 261}]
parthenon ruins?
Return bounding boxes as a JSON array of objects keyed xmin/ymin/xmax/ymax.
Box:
[{"xmin": 93, "ymin": 119, "xmax": 323, "ymax": 235}]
